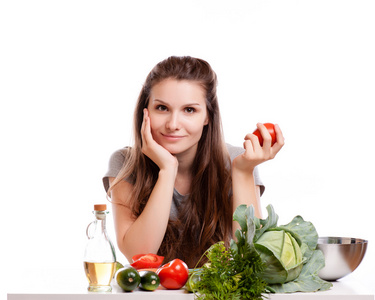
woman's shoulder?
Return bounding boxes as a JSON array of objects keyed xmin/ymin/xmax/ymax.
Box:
[
  {"xmin": 103, "ymin": 147, "xmax": 132, "ymax": 192},
  {"xmin": 108, "ymin": 147, "xmax": 131, "ymax": 165}
]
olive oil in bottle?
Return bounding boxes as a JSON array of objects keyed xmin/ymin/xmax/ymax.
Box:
[
  {"xmin": 84, "ymin": 262, "xmax": 116, "ymax": 289},
  {"xmin": 83, "ymin": 204, "xmax": 116, "ymax": 292}
]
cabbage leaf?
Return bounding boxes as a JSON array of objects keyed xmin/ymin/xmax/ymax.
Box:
[
  {"xmin": 233, "ymin": 204, "xmax": 333, "ymax": 293},
  {"xmin": 270, "ymin": 249, "xmax": 332, "ymax": 293},
  {"xmin": 278, "ymin": 215, "xmax": 318, "ymax": 262}
]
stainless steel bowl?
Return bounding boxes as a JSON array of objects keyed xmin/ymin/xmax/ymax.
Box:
[{"xmin": 317, "ymin": 236, "xmax": 368, "ymax": 281}]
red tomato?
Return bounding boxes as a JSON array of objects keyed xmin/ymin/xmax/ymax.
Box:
[
  {"xmin": 156, "ymin": 258, "xmax": 189, "ymax": 290},
  {"xmin": 130, "ymin": 253, "xmax": 164, "ymax": 270},
  {"xmin": 253, "ymin": 123, "xmax": 277, "ymax": 146}
]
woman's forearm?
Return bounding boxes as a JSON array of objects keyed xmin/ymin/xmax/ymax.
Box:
[
  {"xmin": 118, "ymin": 168, "xmax": 177, "ymax": 261},
  {"xmin": 231, "ymin": 168, "xmax": 262, "ymax": 236}
]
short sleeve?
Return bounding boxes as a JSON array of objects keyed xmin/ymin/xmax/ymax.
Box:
[
  {"xmin": 102, "ymin": 148, "xmax": 127, "ymax": 193},
  {"xmin": 226, "ymin": 143, "xmax": 265, "ymax": 196}
]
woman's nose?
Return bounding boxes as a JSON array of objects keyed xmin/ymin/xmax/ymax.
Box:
[{"xmin": 166, "ymin": 113, "xmax": 181, "ymax": 130}]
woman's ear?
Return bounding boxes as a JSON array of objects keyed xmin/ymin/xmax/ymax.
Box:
[{"xmin": 204, "ymin": 113, "xmax": 209, "ymax": 126}]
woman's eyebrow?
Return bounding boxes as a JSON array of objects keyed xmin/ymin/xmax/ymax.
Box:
[
  {"xmin": 153, "ymin": 99, "xmax": 167, "ymax": 104},
  {"xmin": 153, "ymin": 99, "xmax": 201, "ymax": 106}
]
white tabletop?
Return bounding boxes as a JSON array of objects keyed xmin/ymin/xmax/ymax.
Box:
[{"xmin": 6, "ymin": 263, "xmax": 374, "ymax": 300}]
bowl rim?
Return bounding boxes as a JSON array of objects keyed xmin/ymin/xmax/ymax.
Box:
[{"xmin": 318, "ymin": 236, "xmax": 368, "ymax": 245}]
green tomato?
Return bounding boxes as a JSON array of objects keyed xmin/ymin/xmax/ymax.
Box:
[
  {"xmin": 185, "ymin": 271, "xmax": 201, "ymax": 293},
  {"xmin": 115, "ymin": 267, "xmax": 141, "ymax": 292},
  {"xmin": 139, "ymin": 271, "xmax": 160, "ymax": 291}
]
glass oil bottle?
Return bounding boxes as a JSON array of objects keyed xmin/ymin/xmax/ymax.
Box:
[{"xmin": 83, "ymin": 204, "xmax": 116, "ymax": 292}]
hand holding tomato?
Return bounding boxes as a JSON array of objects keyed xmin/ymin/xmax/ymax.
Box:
[
  {"xmin": 156, "ymin": 258, "xmax": 189, "ymax": 290},
  {"xmin": 233, "ymin": 123, "xmax": 284, "ymax": 172},
  {"xmin": 252, "ymin": 123, "xmax": 277, "ymax": 147}
]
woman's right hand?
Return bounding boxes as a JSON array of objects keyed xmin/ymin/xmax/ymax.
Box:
[{"xmin": 141, "ymin": 108, "xmax": 178, "ymax": 172}]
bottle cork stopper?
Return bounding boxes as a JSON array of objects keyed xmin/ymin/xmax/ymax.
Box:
[{"xmin": 94, "ymin": 204, "xmax": 107, "ymax": 211}]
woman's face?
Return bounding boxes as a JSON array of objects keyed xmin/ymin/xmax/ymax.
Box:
[{"xmin": 147, "ymin": 78, "xmax": 209, "ymax": 156}]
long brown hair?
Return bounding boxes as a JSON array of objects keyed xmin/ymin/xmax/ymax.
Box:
[{"xmin": 109, "ymin": 56, "xmax": 233, "ymax": 267}]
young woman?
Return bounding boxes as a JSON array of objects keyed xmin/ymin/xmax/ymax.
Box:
[{"xmin": 103, "ymin": 56, "xmax": 284, "ymax": 267}]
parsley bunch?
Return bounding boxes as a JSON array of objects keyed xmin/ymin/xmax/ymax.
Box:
[
  {"xmin": 194, "ymin": 242, "xmax": 241, "ymax": 300},
  {"xmin": 193, "ymin": 227, "xmax": 268, "ymax": 300}
]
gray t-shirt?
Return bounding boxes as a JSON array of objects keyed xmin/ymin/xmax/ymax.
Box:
[{"xmin": 103, "ymin": 143, "xmax": 264, "ymax": 219}]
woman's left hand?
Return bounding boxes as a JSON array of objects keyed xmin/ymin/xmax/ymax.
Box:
[{"xmin": 232, "ymin": 123, "xmax": 285, "ymax": 173}]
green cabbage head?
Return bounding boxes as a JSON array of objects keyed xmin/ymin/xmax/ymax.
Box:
[{"xmin": 254, "ymin": 230, "xmax": 304, "ymax": 284}]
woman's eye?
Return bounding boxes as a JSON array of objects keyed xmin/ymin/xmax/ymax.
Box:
[
  {"xmin": 156, "ymin": 105, "xmax": 168, "ymax": 111},
  {"xmin": 185, "ymin": 107, "xmax": 196, "ymax": 113}
]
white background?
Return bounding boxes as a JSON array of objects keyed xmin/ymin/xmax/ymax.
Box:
[{"xmin": 1, "ymin": 0, "xmax": 374, "ymax": 298}]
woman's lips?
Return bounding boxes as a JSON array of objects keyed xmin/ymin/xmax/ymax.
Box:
[{"xmin": 161, "ymin": 133, "xmax": 186, "ymax": 141}]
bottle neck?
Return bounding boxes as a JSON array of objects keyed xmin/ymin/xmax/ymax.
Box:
[
  {"xmin": 93, "ymin": 210, "xmax": 107, "ymax": 235},
  {"xmin": 94, "ymin": 210, "xmax": 107, "ymax": 221},
  {"xmin": 84, "ymin": 209, "xmax": 116, "ymax": 263}
]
